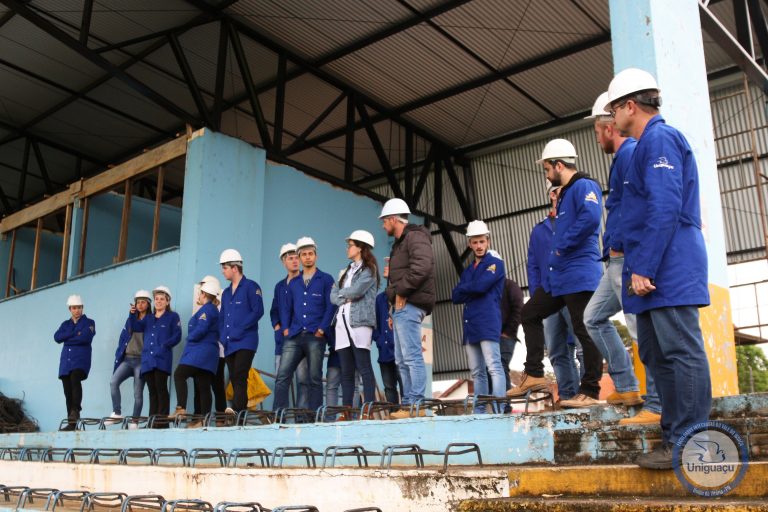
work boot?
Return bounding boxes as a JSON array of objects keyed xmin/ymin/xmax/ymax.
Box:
[
  {"xmin": 168, "ymin": 406, "xmax": 186, "ymax": 419},
  {"xmin": 636, "ymin": 442, "xmax": 675, "ymax": 470},
  {"xmin": 606, "ymin": 390, "xmax": 644, "ymax": 406},
  {"xmin": 61, "ymin": 410, "xmax": 79, "ymax": 431},
  {"xmin": 558, "ymin": 394, "xmax": 600, "ymax": 409},
  {"xmin": 506, "ymin": 373, "xmax": 550, "ymax": 397},
  {"xmin": 619, "ymin": 409, "xmax": 662, "ymax": 426}
]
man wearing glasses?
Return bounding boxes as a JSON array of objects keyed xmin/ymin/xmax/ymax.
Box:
[{"xmin": 606, "ymin": 68, "xmax": 711, "ymax": 469}]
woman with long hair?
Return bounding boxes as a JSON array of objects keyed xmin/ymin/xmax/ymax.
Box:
[
  {"xmin": 331, "ymin": 230, "xmax": 379, "ymax": 418},
  {"xmin": 131, "ymin": 286, "xmax": 181, "ymax": 426}
]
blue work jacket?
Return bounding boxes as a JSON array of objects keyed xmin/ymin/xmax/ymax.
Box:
[
  {"xmin": 54, "ymin": 315, "xmax": 95, "ymax": 378},
  {"xmin": 113, "ymin": 313, "xmax": 145, "ymax": 372},
  {"xmin": 451, "ymin": 252, "xmax": 505, "ymax": 344},
  {"xmin": 281, "ymin": 269, "xmax": 336, "ymax": 339},
  {"xmin": 132, "ymin": 310, "xmax": 182, "ymax": 375},
  {"xmin": 546, "ymin": 173, "xmax": 603, "ymax": 296},
  {"xmin": 527, "ymin": 216, "xmax": 556, "ymax": 294},
  {"xmin": 179, "ymin": 302, "xmax": 220, "ymax": 374},
  {"xmin": 219, "ymin": 276, "xmax": 264, "ymax": 356},
  {"xmin": 621, "ymin": 115, "xmax": 710, "ymax": 313},
  {"xmin": 603, "ymin": 138, "xmax": 637, "ymax": 259},
  {"xmin": 270, "ymin": 276, "xmax": 295, "ymax": 356},
  {"xmin": 372, "ymin": 292, "xmax": 395, "ymax": 363}
]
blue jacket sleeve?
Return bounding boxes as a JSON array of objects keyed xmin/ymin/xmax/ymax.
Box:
[
  {"xmin": 187, "ymin": 309, "xmax": 210, "ymax": 344},
  {"xmin": 65, "ymin": 319, "xmax": 96, "ymax": 346},
  {"xmin": 270, "ymin": 282, "xmax": 281, "ymax": 328},
  {"xmin": 554, "ymin": 183, "xmax": 602, "ymax": 254},
  {"xmin": 54, "ymin": 320, "xmax": 73, "ymax": 343},
  {"xmin": 456, "ymin": 259, "xmax": 505, "ymax": 298},
  {"xmin": 280, "ymin": 283, "xmax": 294, "ymax": 332},
  {"xmin": 320, "ymin": 275, "xmax": 336, "ymax": 333},
  {"xmin": 338, "ymin": 269, "xmax": 376, "ymax": 302},
  {"xmin": 630, "ymin": 139, "xmax": 685, "ymax": 279},
  {"xmin": 164, "ymin": 313, "xmax": 182, "ymax": 348},
  {"xmin": 130, "ymin": 314, "xmax": 147, "ymax": 332},
  {"xmin": 527, "ymin": 229, "xmax": 541, "ymax": 293}
]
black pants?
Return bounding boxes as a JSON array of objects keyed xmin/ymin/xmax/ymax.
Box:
[
  {"xmin": 61, "ymin": 369, "xmax": 87, "ymax": 417},
  {"xmin": 225, "ymin": 349, "xmax": 255, "ymax": 412},
  {"xmin": 379, "ymin": 361, "xmax": 402, "ymax": 404},
  {"xmin": 521, "ymin": 288, "xmax": 602, "ymax": 398},
  {"xmin": 145, "ymin": 369, "xmax": 170, "ymax": 417},
  {"xmin": 193, "ymin": 358, "xmax": 226, "ymax": 414},
  {"xmin": 174, "ymin": 364, "xmax": 214, "ymax": 413}
]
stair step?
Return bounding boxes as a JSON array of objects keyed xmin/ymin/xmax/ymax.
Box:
[
  {"xmin": 457, "ymin": 497, "xmax": 768, "ymax": 512},
  {"xmin": 507, "ymin": 462, "xmax": 768, "ymax": 498}
]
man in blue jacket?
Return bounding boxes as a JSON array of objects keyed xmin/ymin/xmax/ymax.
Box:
[
  {"xmin": 452, "ymin": 220, "xmax": 506, "ymax": 414},
  {"xmin": 525, "ymin": 186, "xmax": 581, "ymax": 401},
  {"xmin": 373, "ymin": 291, "xmax": 401, "ymax": 404},
  {"xmin": 219, "ymin": 248, "xmax": 264, "ymax": 415},
  {"xmin": 583, "ymin": 91, "xmax": 662, "ymax": 425},
  {"xmin": 607, "ymin": 68, "xmax": 711, "ymax": 469},
  {"xmin": 509, "ymin": 139, "xmax": 605, "ymax": 408},
  {"xmin": 275, "ymin": 237, "xmax": 336, "ymax": 414}
]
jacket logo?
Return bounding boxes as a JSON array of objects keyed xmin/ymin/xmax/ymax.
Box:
[
  {"xmin": 89, "ymin": 325, "xmax": 94, "ymax": 333},
  {"xmin": 199, "ymin": 313, "xmax": 207, "ymax": 321},
  {"xmin": 486, "ymin": 264, "xmax": 497, "ymax": 274},
  {"xmin": 584, "ymin": 191, "xmax": 598, "ymax": 204},
  {"xmin": 255, "ymin": 289, "xmax": 262, "ymax": 295},
  {"xmin": 653, "ymin": 156, "xmax": 675, "ymax": 170}
]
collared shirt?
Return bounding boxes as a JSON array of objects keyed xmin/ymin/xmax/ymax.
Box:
[{"xmin": 281, "ymin": 268, "xmax": 335, "ymax": 338}]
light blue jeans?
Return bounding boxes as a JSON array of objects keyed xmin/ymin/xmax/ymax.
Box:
[
  {"xmin": 393, "ymin": 303, "xmax": 427, "ymax": 406},
  {"xmin": 465, "ymin": 341, "xmax": 505, "ymax": 414},
  {"xmin": 543, "ymin": 308, "xmax": 580, "ymax": 400},
  {"xmin": 110, "ymin": 357, "xmax": 144, "ymax": 417}
]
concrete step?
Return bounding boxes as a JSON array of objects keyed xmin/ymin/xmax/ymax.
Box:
[
  {"xmin": 507, "ymin": 462, "xmax": 767, "ymax": 498},
  {"xmin": 457, "ymin": 497, "xmax": 768, "ymax": 512}
]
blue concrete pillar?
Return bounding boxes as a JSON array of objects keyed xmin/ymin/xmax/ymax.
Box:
[{"xmin": 609, "ymin": 0, "xmax": 738, "ymax": 395}]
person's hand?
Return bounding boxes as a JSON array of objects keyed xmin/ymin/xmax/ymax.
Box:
[
  {"xmin": 388, "ymin": 316, "xmax": 393, "ymax": 330},
  {"xmin": 274, "ymin": 323, "xmax": 281, "ymax": 332},
  {"xmin": 395, "ymin": 295, "xmax": 407, "ymax": 311},
  {"xmin": 283, "ymin": 328, "xmax": 289, "ymax": 337},
  {"xmin": 129, "ymin": 303, "xmax": 136, "ymax": 315},
  {"xmin": 383, "ymin": 257, "xmax": 390, "ymax": 278},
  {"xmin": 314, "ymin": 329, "xmax": 325, "ymax": 339},
  {"xmin": 631, "ymin": 273, "xmax": 656, "ymax": 296}
]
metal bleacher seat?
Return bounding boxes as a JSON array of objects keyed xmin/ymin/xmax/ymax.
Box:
[
  {"xmin": 274, "ymin": 408, "xmax": 315, "ymax": 424},
  {"xmin": 77, "ymin": 418, "xmax": 103, "ymax": 431},
  {"xmin": 270, "ymin": 447, "xmax": 321, "ymax": 468},
  {"xmin": 271, "ymin": 506, "xmax": 319, "ymax": 512},
  {"xmin": 118, "ymin": 448, "xmax": 154, "ymax": 466},
  {"xmin": 90, "ymin": 448, "xmax": 122, "ymax": 464},
  {"xmin": 46, "ymin": 490, "xmax": 90, "ymax": 511},
  {"xmin": 151, "ymin": 449, "xmax": 188, "ymax": 467},
  {"xmin": 122, "ymin": 416, "xmax": 150, "ymax": 430},
  {"xmin": 81, "ymin": 492, "xmax": 128, "ymax": 512},
  {"xmin": 321, "ymin": 446, "xmax": 379, "ymax": 468},
  {"xmin": 188, "ymin": 449, "xmax": 227, "ymax": 468},
  {"xmin": 120, "ymin": 494, "xmax": 165, "ymax": 512},
  {"xmin": 379, "ymin": 442, "xmax": 483, "ymax": 471},
  {"xmin": 227, "ymin": 448, "xmax": 271, "ymax": 468},
  {"xmin": 235, "ymin": 410, "xmax": 274, "ymax": 427},
  {"xmin": 19, "ymin": 447, "xmax": 46, "ymax": 461},
  {"xmin": 162, "ymin": 499, "xmax": 213, "ymax": 512},
  {"xmin": 16, "ymin": 487, "xmax": 58, "ymax": 509},
  {"xmin": 213, "ymin": 503, "xmax": 266, "ymax": 512}
]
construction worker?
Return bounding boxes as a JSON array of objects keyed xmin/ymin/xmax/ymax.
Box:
[
  {"xmin": 451, "ymin": 220, "xmax": 506, "ymax": 414},
  {"xmin": 172, "ymin": 278, "xmax": 221, "ymax": 423},
  {"xmin": 331, "ymin": 230, "xmax": 380, "ymax": 415},
  {"xmin": 583, "ymin": 92, "xmax": 662, "ymax": 424},
  {"xmin": 509, "ymin": 139, "xmax": 605, "ymax": 408},
  {"xmin": 219, "ymin": 248, "xmax": 264, "ymax": 415},
  {"xmin": 380, "ymin": 198, "xmax": 436, "ymax": 418},
  {"xmin": 54, "ymin": 295, "xmax": 95, "ymax": 431},
  {"xmin": 109, "ymin": 290, "xmax": 151, "ymax": 423},
  {"xmin": 606, "ymin": 68, "xmax": 711, "ymax": 469},
  {"xmin": 524, "ymin": 185, "xmax": 581, "ymax": 401},
  {"xmin": 373, "ymin": 290, "xmax": 401, "ymax": 404},
  {"xmin": 275, "ymin": 237, "xmax": 335, "ymax": 414},
  {"xmin": 131, "ymin": 286, "xmax": 181, "ymax": 426},
  {"xmin": 196, "ymin": 275, "xmax": 226, "ymax": 418}
]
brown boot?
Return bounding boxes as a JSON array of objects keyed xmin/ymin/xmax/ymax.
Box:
[
  {"xmin": 606, "ymin": 390, "xmax": 644, "ymax": 406},
  {"xmin": 506, "ymin": 373, "xmax": 550, "ymax": 397},
  {"xmin": 619, "ymin": 409, "xmax": 661, "ymax": 425}
]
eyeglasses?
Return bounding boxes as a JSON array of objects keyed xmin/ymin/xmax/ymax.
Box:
[{"xmin": 609, "ymin": 100, "xmax": 630, "ymax": 117}]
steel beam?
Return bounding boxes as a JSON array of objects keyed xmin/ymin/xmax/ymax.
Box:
[
  {"xmin": 168, "ymin": 32, "xmax": 213, "ymax": 126},
  {"xmin": 273, "ymin": 53, "xmax": 287, "ymax": 152},
  {"xmin": 17, "ymin": 139, "xmax": 30, "ymax": 209},
  {"xmin": 31, "ymin": 139, "xmax": 53, "ymax": 195},
  {"xmin": 212, "ymin": 20, "xmax": 229, "ymax": 130},
  {"xmin": 284, "ymin": 92, "xmax": 346, "ymax": 155},
  {"xmin": 356, "ymin": 99, "xmax": 404, "ymax": 198},
  {"xmin": 79, "ymin": 0, "xmax": 93, "ymax": 46},
  {"xmin": 443, "ymin": 155, "xmax": 472, "ymax": 221},
  {"xmin": 344, "ymin": 93, "xmax": 355, "ymax": 182}
]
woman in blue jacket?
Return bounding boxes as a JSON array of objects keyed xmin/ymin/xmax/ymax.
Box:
[
  {"xmin": 54, "ymin": 294, "xmax": 96, "ymax": 431},
  {"xmin": 108, "ymin": 290, "xmax": 151, "ymax": 422},
  {"xmin": 172, "ymin": 279, "xmax": 220, "ymax": 421},
  {"xmin": 330, "ymin": 230, "xmax": 379, "ymax": 417},
  {"xmin": 131, "ymin": 285, "xmax": 181, "ymax": 425}
]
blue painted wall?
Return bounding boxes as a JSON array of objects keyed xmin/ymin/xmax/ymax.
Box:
[{"xmin": 0, "ymin": 228, "xmax": 63, "ymax": 294}]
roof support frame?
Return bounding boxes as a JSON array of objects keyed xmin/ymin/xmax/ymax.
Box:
[
  {"xmin": 17, "ymin": 138, "xmax": 30, "ymax": 210},
  {"xmin": 344, "ymin": 93, "xmax": 356, "ymax": 183},
  {"xmin": 79, "ymin": 0, "xmax": 93, "ymax": 46},
  {"xmin": 168, "ymin": 32, "xmax": 214, "ymax": 127},
  {"xmin": 273, "ymin": 52, "xmax": 287, "ymax": 152},
  {"xmin": 31, "ymin": 139, "xmax": 53, "ymax": 195},
  {"xmin": 212, "ymin": 19, "xmax": 229, "ymax": 131},
  {"xmin": 356, "ymin": 98, "xmax": 403, "ymax": 198}
]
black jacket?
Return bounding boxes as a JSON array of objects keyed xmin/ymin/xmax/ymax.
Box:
[{"xmin": 385, "ymin": 224, "xmax": 436, "ymax": 314}]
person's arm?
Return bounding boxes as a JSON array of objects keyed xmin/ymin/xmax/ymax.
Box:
[
  {"xmin": 186, "ymin": 308, "xmax": 210, "ymax": 343},
  {"xmin": 65, "ymin": 319, "xmax": 96, "ymax": 346},
  {"xmin": 553, "ymin": 182, "xmax": 603, "ymax": 255},
  {"xmin": 454, "ymin": 259, "xmax": 505, "ymax": 296},
  {"xmin": 330, "ymin": 279, "xmax": 345, "ymax": 306},
  {"xmin": 280, "ymin": 283, "xmax": 294, "ymax": 336},
  {"xmin": 337, "ymin": 269, "xmax": 376, "ymax": 301},
  {"xmin": 240, "ymin": 281, "xmax": 265, "ymax": 332},
  {"xmin": 319, "ymin": 274, "xmax": 337, "ymax": 335},
  {"xmin": 507, "ymin": 282, "xmax": 524, "ymax": 339},
  {"xmin": 451, "ymin": 268, "xmax": 471, "ymax": 304},
  {"xmin": 164, "ymin": 313, "xmax": 182, "ymax": 348},
  {"xmin": 394, "ymin": 232, "xmax": 434, "ymax": 298},
  {"xmin": 270, "ymin": 283, "xmax": 281, "ymax": 328},
  {"xmin": 54, "ymin": 320, "xmax": 72, "ymax": 343},
  {"xmin": 526, "ymin": 230, "xmax": 541, "ymax": 294}
]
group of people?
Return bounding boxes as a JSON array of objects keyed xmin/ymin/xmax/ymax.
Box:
[{"xmin": 53, "ymin": 66, "xmax": 712, "ymax": 470}]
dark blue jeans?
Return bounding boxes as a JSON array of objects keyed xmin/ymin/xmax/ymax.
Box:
[
  {"xmin": 273, "ymin": 333, "xmax": 325, "ymax": 412},
  {"xmin": 637, "ymin": 306, "xmax": 712, "ymax": 443},
  {"xmin": 337, "ymin": 345, "xmax": 376, "ymax": 406}
]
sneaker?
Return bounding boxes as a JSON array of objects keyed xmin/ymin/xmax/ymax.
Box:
[
  {"xmin": 127, "ymin": 423, "xmax": 138, "ymax": 430},
  {"xmin": 168, "ymin": 406, "xmax": 186, "ymax": 419},
  {"xmin": 606, "ymin": 391, "xmax": 644, "ymax": 406},
  {"xmin": 636, "ymin": 442, "xmax": 674, "ymax": 470},
  {"xmin": 105, "ymin": 412, "xmax": 123, "ymax": 425},
  {"xmin": 558, "ymin": 394, "xmax": 600, "ymax": 408},
  {"xmin": 619, "ymin": 409, "xmax": 662, "ymax": 425},
  {"xmin": 506, "ymin": 373, "xmax": 550, "ymax": 397}
]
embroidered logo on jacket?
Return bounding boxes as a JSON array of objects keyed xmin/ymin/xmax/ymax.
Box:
[
  {"xmin": 486, "ymin": 264, "xmax": 497, "ymax": 274},
  {"xmin": 653, "ymin": 156, "xmax": 675, "ymax": 170},
  {"xmin": 199, "ymin": 313, "xmax": 207, "ymax": 321},
  {"xmin": 584, "ymin": 191, "xmax": 599, "ymax": 204}
]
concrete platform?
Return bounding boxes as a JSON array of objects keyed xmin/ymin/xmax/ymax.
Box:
[{"xmin": 457, "ymin": 497, "xmax": 768, "ymax": 512}]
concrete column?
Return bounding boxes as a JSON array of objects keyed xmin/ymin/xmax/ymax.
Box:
[{"xmin": 610, "ymin": 0, "xmax": 738, "ymax": 395}]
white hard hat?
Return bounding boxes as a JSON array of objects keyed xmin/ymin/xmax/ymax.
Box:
[
  {"xmin": 536, "ymin": 138, "xmax": 577, "ymax": 164},
  {"xmin": 199, "ymin": 275, "xmax": 221, "ymax": 295},
  {"xmin": 279, "ymin": 243, "xmax": 297, "ymax": 259},
  {"xmin": 66, "ymin": 294, "xmax": 83, "ymax": 307},
  {"xmin": 346, "ymin": 230, "xmax": 375, "ymax": 248},
  {"xmin": 199, "ymin": 275, "xmax": 219, "ymax": 286},
  {"xmin": 296, "ymin": 236, "xmax": 316, "ymax": 252},
  {"xmin": 152, "ymin": 285, "xmax": 172, "ymax": 301},
  {"xmin": 465, "ymin": 220, "xmax": 490, "ymax": 237},
  {"xmin": 134, "ymin": 290, "xmax": 152, "ymax": 302},
  {"xmin": 379, "ymin": 198, "xmax": 411, "ymax": 218},
  {"xmin": 219, "ymin": 248, "xmax": 243, "ymax": 265},
  {"xmin": 605, "ymin": 68, "xmax": 659, "ymax": 110},
  {"xmin": 200, "ymin": 279, "xmax": 221, "ymax": 297},
  {"xmin": 584, "ymin": 91, "xmax": 611, "ymax": 119}
]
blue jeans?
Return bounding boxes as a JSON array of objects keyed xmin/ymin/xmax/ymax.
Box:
[
  {"xmin": 465, "ymin": 341, "xmax": 505, "ymax": 414},
  {"xmin": 393, "ymin": 303, "xmax": 427, "ymax": 406},
  {"xmin": 295, "ymin": 358, "xmax": 310, "ymax": 409},
  {"xmin": 273, "ymin": 333, "xmax": 325, "ymax": 412},
  {"xmin": 110, "ymin": 357, "xmax": 144, "ymax": 416},
  {"xmin": 338, "ymin": 346, "xmax": 376, "ymax": 406},
  {"xmin": 637, "ymin": 306, "xmax": 711, "ymax": 443},
  {"xmin": 584, "ymin": 256, "xmax": 640, "ymax": 393},
  {"xmin": 544, "ymin": 308, "xmax": 579, "ymax": 400}
]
